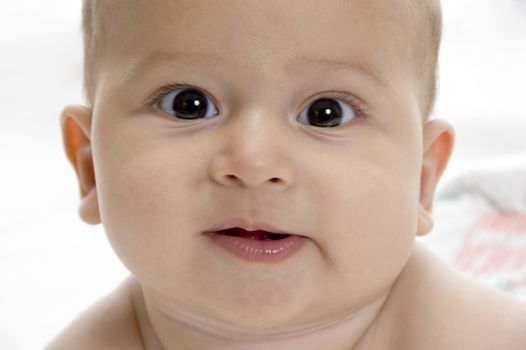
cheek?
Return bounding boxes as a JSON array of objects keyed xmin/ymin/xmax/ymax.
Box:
[
  {"xmin": 92, "ymin": 126, "xmax": 206, "ymax": 282},
  {"xmin": 319, "ymin": 153, "xmax": 421, "ymax": 292}
]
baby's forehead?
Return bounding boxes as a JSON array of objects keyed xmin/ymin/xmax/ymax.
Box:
[
  {"xmin": 96, "ymin": 0, "xmax": 427, "ymax": 66},
  {"xmin": 96, "ymin": 0, "xmax": 430, "ymax": 46},
  {"xmin": 86, "ymin": 0, "xmax": 440, "ymax": 116}
]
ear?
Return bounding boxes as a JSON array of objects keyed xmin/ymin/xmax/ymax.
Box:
[
  {"xmin": 60, "ymin": 105, "xmax": 101, "ymax": 225},
  {"xmin": 417, "ymin": 119, "xmax": 455, "ymax": 236}
]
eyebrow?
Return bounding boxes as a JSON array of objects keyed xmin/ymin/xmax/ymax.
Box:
[
  {"xmin": 290, "ymin": 55, "xmax": 390, "ymax": 91},
  {"xmin": 123, "ymin": 51, "xmax": 390, "ymax": 91},
  {"xmin": 124, "ymin": 51, "xmax": 222, "ymax": 79}
]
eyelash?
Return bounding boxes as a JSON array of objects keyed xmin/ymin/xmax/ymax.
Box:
[{"xmin": 146, "ymin": 82, "xmax": 368, "ymax": 120}]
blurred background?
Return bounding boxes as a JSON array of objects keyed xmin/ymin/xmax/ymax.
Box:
[{"xmin": 1, "ymin": 0, "xmax": 525, "ymax": 349}]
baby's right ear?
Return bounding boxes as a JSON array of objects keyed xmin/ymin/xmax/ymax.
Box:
[{"xmin": 60, "ymin": 105, "xmax": 101, "ymax": 225}]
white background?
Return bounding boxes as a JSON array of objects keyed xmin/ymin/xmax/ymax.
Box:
[{"xmin": 0, "ymin": 0, "xmax": 525, "ymax": 349}]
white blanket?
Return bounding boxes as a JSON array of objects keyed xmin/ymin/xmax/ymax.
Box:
[{"xmin": 420, "ymin": 154, "xmax": 526, "ymax": 301}]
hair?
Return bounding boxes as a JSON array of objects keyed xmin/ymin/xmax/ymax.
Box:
[
  {"xmin": 81, "ymin": 0, "xmax": 442, "ymax": 119},
  {"xmin": 81, "ymin": 0, "xmax": 95, "ymax": 106},
  {"xmin": 412, "ymin": 0, "xmax": 443, "ymax": 120}
]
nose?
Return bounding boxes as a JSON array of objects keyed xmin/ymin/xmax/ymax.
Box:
[{"xmin": 208, "ymin": 112, "xmax": 296, "ymax": 190}]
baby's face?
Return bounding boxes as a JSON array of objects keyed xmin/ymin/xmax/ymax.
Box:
[{"xmin": 90, "ymin": 0, "xmax": 429, "ymax": 328}]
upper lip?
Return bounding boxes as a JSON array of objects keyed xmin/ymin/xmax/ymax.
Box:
[{"xmin": 205, "ymin": 218, "xmax": 295, "ymax": 236}]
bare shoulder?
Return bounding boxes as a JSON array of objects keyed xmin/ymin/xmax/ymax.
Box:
[
  {"xmin": 43, "ymin": 276, "xmax": 144, "ymax": 350},
  {"xmin": 450, "ymin": 272, "xmax": 526, "ymax": 349},
  {"xmin": 402, "ymin": 243, "xmax": 526, "ymax": 350}
]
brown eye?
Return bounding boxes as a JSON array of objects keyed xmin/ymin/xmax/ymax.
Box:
[
  {"xmin": 298, "ymin": 97, "xmax": 358, "ymax": 128},
  {"xmin": 159, "ymin": 88, "xmax": 218, "ymax": 120}
]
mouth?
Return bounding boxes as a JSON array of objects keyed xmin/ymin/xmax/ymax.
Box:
[
  {"xmin": 205, "ymin": 225, "xmax": 306, "ymax": 263},
  {"xmin": 217, "ymin": 228, "xmax": 291, "ymax": 241}
]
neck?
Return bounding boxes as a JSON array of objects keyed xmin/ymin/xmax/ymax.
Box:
[{"xmin": 130, "ymin": 281, "xmax": 390, "ymax": 350}]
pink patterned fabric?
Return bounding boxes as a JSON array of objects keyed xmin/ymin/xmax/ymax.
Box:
[{"xmin": 453, "ymin": 214, "xmax": 526, "ymax": 298}]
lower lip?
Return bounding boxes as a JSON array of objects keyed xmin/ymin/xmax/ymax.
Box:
[{"xmin": 206, "ymin": 232, "xmax": 307, "ymax": 263}]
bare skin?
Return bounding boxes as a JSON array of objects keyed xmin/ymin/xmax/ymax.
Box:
[
  {"xmin": 47, "ymin": 0, "xmax": 526, "ymax": 348},
  {"xmin": 45, "ymin": 243, "xmax": 526, "ymax": 350}
]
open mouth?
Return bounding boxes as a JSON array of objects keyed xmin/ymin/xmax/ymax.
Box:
[
  {"xmin": 206, "ymin": 225, "xmax": 307, "ymax": 263},
  {"xmin": 217, "ymin": 228, "xmax": 291, "ymax": 241}
]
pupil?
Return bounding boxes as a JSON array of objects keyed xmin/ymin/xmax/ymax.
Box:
[
  {"xmin": 308, "ymin": 98, "xmax": 342, "ymax": 127},
  {"xmin": 173, "ymin": 89, "xmax": 208, "ymax": 119}
]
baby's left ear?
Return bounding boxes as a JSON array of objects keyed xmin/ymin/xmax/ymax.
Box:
[{"xmin": 417, "ymin": 119, "xmax": 455, "ymax": 236}]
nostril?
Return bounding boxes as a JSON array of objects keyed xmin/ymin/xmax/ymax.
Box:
[{"xmin": 270, "ymin": 177, "xmax": 281, "ymax": 184}]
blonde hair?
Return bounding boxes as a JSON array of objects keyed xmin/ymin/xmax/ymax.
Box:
[
  {"xmin": 81, "ymin": 0, "xmax": 442, "ymax": 119},
  {"xmin": 82, "ymin": 0, "xmax": 97, "ymax": 107}
]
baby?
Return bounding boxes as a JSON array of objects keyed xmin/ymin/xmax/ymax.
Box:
[{"xmin": 47, "ymin": 0, "xmax": 526, "ymax": 349}]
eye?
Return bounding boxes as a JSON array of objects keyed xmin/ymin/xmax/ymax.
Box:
[
  {"xmin": 158, "ymin": 87, "xmax": 218, "ymax": 120},
  {"xmin": 297, "ymin": 95, "xmax": 361, "ymax": 128}
]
